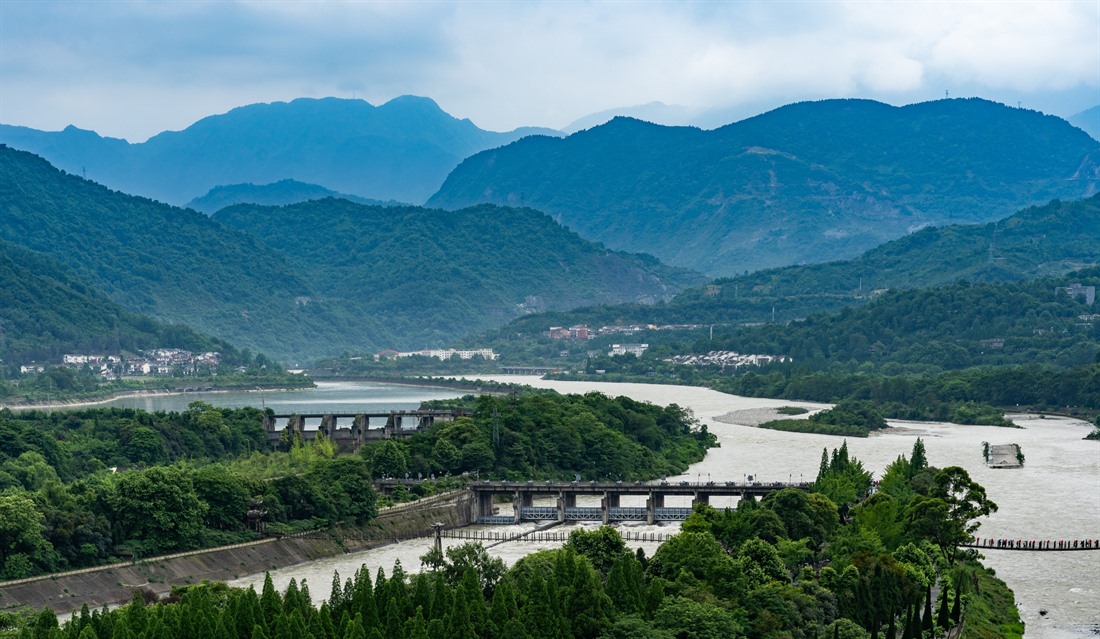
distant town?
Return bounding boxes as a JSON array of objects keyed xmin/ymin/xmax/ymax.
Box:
[{"xmin": 19, "ymin": 349, "xmax": 223, "ymax": 379}]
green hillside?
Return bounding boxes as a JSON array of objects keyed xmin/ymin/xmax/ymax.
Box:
[
  {"xmin": 0, "ymin": 145, "xmax": 391, "ymax": 362},
  {"xmin": 430, "ymin": 98, "xmax": 1100, "ymax": 276},
  {"xmin": 0, "ymin": 239, "xmax": 236, "ymax": 366},
  {"xmin": 213, "ymin": 199, "xmax": 703, "ymax": 349},
  {"xmin": 494, "ymin": 195, "xmax": 1100, "ymax": 339}
]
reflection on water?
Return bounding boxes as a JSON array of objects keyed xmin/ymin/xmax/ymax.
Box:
[
  {"xmin": 95, "ymin": 380, "xmax": 464, "ymax": 414},
  {"xmin": 112, "ymin": 377, "xmax": 1098, "ymax": 638}
]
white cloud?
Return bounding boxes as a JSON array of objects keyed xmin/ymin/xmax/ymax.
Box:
[{"xmin": 0, "ymin": 0, "xmax": 1096, "ymax": 141}]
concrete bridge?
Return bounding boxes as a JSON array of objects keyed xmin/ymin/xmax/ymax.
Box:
[
  {"xmin": 262, "ymin": 409, "xmax": 467, "ymax": 453},
  {"xmin": 469, "ymin": 480, "xmax": 806, "ymax": 525},
  {"xmin": 965, "ymin": 538, "xmax": 1099, "ymax": 551}
]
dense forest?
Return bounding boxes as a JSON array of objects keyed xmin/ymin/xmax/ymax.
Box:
[
  {"xmin": 0, "ymin": 239, "xmax": 247, "ymax": 367},
  {"xmin": 491, "ymin": 195, "xmax": 1100, "ymax": 350},
  {"xmin": 0, "ymin": 145, "xmax": 391, "ymax": 363},
  {"xmin": 430, "ymin": 98, "xmax": 1098, "ymax": 275},
  {"xmin": 0, "ymin": 391, "xmax": 711, "ymax": 578},
  {"xmin": 213, "ymin": 199, "xmax": 700, "ymax": 349},
  {"xmin": 0, "ymin": 442, "xmax": 1020, "ymax": 639}
]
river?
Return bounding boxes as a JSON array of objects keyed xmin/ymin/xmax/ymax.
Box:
[{"xmin": 108, "ymin": 379, "xmax": 1097, "ymax": 637}]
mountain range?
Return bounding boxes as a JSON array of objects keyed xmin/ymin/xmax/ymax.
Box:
[
  {"xmin": 496, "ymin": 194, "xmax": 1100, "ymax": 336},
  {"xmin": 0, "ymin": 96, "xmax": 559, "ymax": 206},
  {"xmin": 0, "ymin": 146, "xmax": 694, "ymax": 362},
  {"xmin": 430, "ymin": 98, "xmax": 1100, "ymax": 276},
  {"xmin": 186, "ymin": 180, "xmax": 398, "ymax": 215}
]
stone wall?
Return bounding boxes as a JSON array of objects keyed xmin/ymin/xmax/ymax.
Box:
[{"xmin": 0, "ymin": 491, "xmax": 475, "ymax": 617}]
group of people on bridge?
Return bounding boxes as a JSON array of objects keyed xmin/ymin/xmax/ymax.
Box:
[{"xmin": 973, "ymin": 537, "xmax": 1098, "ymax": 550}]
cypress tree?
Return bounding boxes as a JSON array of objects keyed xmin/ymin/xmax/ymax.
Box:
[
  {"xmin": 251, "ymin": 625, "xmax": 269, "ymax": 639},
  {"xmin": 951, "ymin": 587, "xmax": 962, "ymax": 624},
  {"xmin": 410, "ymin": 574, "xmax": 434, "ymax": 620},
  {"xmin": 384, "ymin": 596, "xmax": 405, "ymax": 639},
  {"xmin": 341, "ymin": 615, "xmax": 366, "ymax": 639},
  {"xmin": 833, "ymin": 621, "xmax": 840, "ymax": 639},
  {"xmin": 923, "ymin": 585, "xmax": 934, "ymax": 632},
  {"xmin": 430, "ymin": 573, "xmax": 453, "ymax": 621},
  {"xmin": 260, "ymin": 574, "xmax": 282, "ymax": 626},
  {"xmin": 329, "ymin": 572, "xmax": 344, "ymax": 614},
  {"xmin": 445, "ymin": 584, "xmax": 477, "ymax": 639},
  {"xmin": 871, "ymin": 614, "xmax": 879, "ymax": 639},
  {"xmin": 459, "ymin": 567, "xmax": 489, "ymax": 633},
  {"xmin": 886, "ymin": 613, "xmax": 896, "ymax": 639},
  {"xmin": 566, "ymin": 560, "xmax": 613, "ymax": 639},
  {"xmin": 283, "ymin": 579, "xmax": 302, "ymax": 616},
  {"xmin": 426, "ymin": 619, "xmax": 445, "ymax": 638},
  {"xmin": 901, "ymin": 602, "xmax": 913, "ymax": 639},
  {"xmin": 404, "ymin": 608, "xmax": 430, "ymax": 639},
  {"xmin": 489, "ymin": 577, "xmax": 518, "ymax": 637},
  {"xmin": 937, "ymin": 586, "xmax": 950, "ymax": 629},
  {"xmin": 500, "ymin": 618, "xmax": 531, "ymax": 639}
]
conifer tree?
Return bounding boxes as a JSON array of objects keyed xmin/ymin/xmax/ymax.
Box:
[
  {"xmin": 922, "ymin": 585, "xmax": 934, "ymax": 632},
  {"xmin": 384, "ymin": 596, "xmax": 405, "ymax": 639},
  {"xmin": 606, "ymin": 555, "xmax": 643, "ymax": 615},
  {"xmin": 886, "ymin": 613, "xmax": 896, "ymax": 639},
  {"xmin": 458, "ymin": 567, "xmax": 489, "ymax": 633},
  {"xmin": 77, "ymin": 626, "xmax": 98, "ymax": 639},
  {"xmin": 901, "ymin": 603, "xmax": 913, "ymax": 639},
  {"xmin": 329, "ymin": 572, "xmax": 344, "ymax": 614},
  {"xmin": 426, "ymin": 619, "xmax": 445, "ymax": 638},
  {"xmin": 251, "ymin": 625, "xmax": 269, "ymax": 639},
  {"xmin": 341, "ymin": 615, "xmax": 366, "ymax": 639},
  {"xmin": 430, "ymin": 573, "xmax": 453, "ymax": 621},
  {"xmin": 404, "ymin": 608, "xmax": 430, "ymax": 639},
  {"xmin": 936, "ymin": 586, "xmax": 950, "ymax": 629},
  {"xmin": 500, "ymin": 618, "xmax": 531, "ymax": 639},
  {"xmin": 951, "ymin": 588, "xmax": 961, "ymax": 625},
  {"xmin": 566, "ymin": 559, "xmax": 614, "ymax": 639},
  {"xmin": 910, "ymin": 439, "xmax": 928, "ymax": 477},
  {"xmin": 446, "ymin": 587, "xmax": 477, "ymax": 639},
  {"xmin": 410, "ymin": 574, "xmax": 434, "ymax": 620},
  {"xmin": 489, "ymin": 577, "xmax": 518, "ymax": 637},
  {"xmin": 260, "ymin": 574, "xmax": 282, "ymax": 625}
]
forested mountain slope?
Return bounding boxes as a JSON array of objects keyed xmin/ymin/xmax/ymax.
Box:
[
  {"xmin": 0, "ymin": 96, "xmax": 560, "ymax": 206},
  {"xmin": 0, "ymin": 146, "xmax": 389, "ymax": 362},
  {"xmin": 497, "ymin": 195, "xmax": 1100, "ymax": 337},
  {"xmin": 0, "ymin": 239, "xmax": 234, "ymax": 365},
  {"xmin": 214, "ymin": 199, "xmax": 703, "ymax": 348},
  {"xmin": 430, "ymin": 98, "xmax": 1099, "ymax": 276}
]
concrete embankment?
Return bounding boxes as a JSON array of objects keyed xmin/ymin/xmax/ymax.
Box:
[{"xmin": 0, "ymin": 491, "xmax": 475, "ymax": 616}]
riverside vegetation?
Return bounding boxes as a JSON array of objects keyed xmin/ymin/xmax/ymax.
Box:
[
  {"xmin": 0, "ymin": 391, "xmax": 711, "ymax": 579},
  {"xmin": 0, "ymin": 441, "xmax": 1022, "ymax": 639}
]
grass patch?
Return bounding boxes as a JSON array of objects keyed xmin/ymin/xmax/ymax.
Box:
[{"xmin": 960, "ymin": 563, "xmax": 1024, "ymax": 639}]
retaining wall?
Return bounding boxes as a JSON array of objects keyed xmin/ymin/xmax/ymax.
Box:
[{"xmin": 0, "ymin": 491, "xmax": 475, "ymax": 617}]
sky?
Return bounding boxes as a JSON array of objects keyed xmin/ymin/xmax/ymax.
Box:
[{"xmin": 2, "ymin": 0, "xmax": 1098, "ymax": 142}]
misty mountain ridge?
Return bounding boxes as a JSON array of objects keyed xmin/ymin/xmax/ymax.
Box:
[
  {"xmin": 0, "ymin": 96, "xmax": 562, "ymax": 207},
  {"xmin": 430, "ymin": 98, "xmax": 1100, "ymax": 277},
  {"xmin": 1069, "ymin": 105, "xmax": 1100, "ymax": 142},
  {"xmin": 186, "ymin": 179, "xmax": 403, "ymax": 215}
]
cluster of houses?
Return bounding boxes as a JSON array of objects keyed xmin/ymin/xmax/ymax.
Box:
[
  {"xmin": 547, "ymin": 323, "xmax": 701, "ymax": 340},
  {"xmin": 664, "ymin": 351, "xmax": 789, "ymax": 368},
  {"xmin": 20, "ymin": 349, "xmax": 222, "ymax": 378},
  {"xmin": 374, "ymin": 348, "xmax": 498, "ymax": 361}
]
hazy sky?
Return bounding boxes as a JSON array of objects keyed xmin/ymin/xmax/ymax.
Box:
[{"xmin": 2, "ymin": 1, "xmax": 1098, "ymax": 142}]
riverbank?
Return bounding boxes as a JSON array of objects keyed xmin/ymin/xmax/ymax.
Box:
[
  {"xmin": 0, "ymin": 381, "xmax": 315, "ymax": 412},
  {"xmin": 0, "ymin": 490, "xmax": 475, "ymax": 617}
]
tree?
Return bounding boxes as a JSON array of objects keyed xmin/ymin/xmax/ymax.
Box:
[
  {"xmin": 0, "ymin": 489, "xmax": 48, "ymax": 577},
  {"xmin": 108, "ymin": 466, "xmax": 206, "ymax": 551},
  {"xmin": 565, "ymin": 526, "xmax": 628, "ymax": 575},
  {"xmin": 192, "ymin": 465, "xmax": 249, "ymax": 530},
  {"xmin": 928, "ymin": 466, "xmax": 998, "ymax": 564}
]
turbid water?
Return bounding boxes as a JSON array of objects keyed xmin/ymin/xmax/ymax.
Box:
[{"xmin": 117, "ymin": 378, "xmax": 1097, "ymax": 637}]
